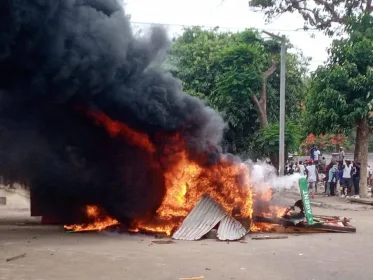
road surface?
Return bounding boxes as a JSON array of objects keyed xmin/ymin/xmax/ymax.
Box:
[{"xmin": 1, "ymin": 191, "xmax": 372, "ymax": 280}]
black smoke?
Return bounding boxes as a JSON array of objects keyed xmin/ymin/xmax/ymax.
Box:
[{"xmin": 0, "ymin": 0, "xmax": 224, "ymax": 223}]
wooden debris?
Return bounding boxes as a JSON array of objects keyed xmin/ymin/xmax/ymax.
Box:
[
  {"xmin": 179, "ymin": 277, "xmax": 204, "ymax": 280},
  {"xmin": 253, "ymin": 216, "xmax": 295, "ymax": 227},
  {"xmin": 314, "ymin": 223, "xmax": 356, "ymax": 233},
  {"xmin": 273, "ymin": 226, "xmax": 326, "ymax": 234},
  {"xmin": 252, "ymin": 235, "xmax": 288, "ymax": 240},
  {"xmin": 6, "ymin": 253, "xmax": 26, "ymax": 262},
  {"xmin": 152, "ymin": 240, "xmax": 174, "ymax": 244}
]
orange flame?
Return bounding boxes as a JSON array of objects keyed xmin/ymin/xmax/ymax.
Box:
[
  {"xmin": 249, "ymin": 181, "xmax": 287, "ymax": 232},
  {"xmin": 250, "ymin": 222, "xmax": 276, "ymax": 232},
  {"xmin": 85, "ymin": 110, "xmax": 155, "ymax": 153},
  {"xmin": 66, "ymin": 110, "xmax": 253, "ymax": 234},
  {"xmin": 268, "ymin": 205, "xmax": 287, "ymax": 218},
  {"xmin": 64, "ymin": 205, "xmax": 119, "ymax": 232},
  {"xmin": 134, "ymin": 149, "xmax": 253, "ymax": 235}
]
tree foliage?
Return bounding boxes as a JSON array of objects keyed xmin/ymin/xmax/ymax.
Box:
[
  {"xmin": 249, "ymin": 0, "xmax": 373, "ymax": 35},
  {"xmin": 168, "ymin": 27, "xmax": 307, "ymax": 157},
  {"xmin": 304, "ymin": 14, "xmax": 373, "ymax": 196},
  {"xmin": 253, "ymin": 122, "xmax": 302, "ymax": 158},
  {"xmin": 301, "ymin": 133, "xmax": 353, "ymax": 153},
  {"xmin": 305, "ymin": 15, "xmax": 373, "ymax": 134}
]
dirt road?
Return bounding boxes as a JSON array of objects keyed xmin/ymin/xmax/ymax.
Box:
[{"xmin": 1, "ymin": 202, "xmax": 372, "ymax": 280}]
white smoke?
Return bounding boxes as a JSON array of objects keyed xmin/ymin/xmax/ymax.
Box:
[{"xmin": 245, "ymin": 160, "xmax": 303, "ymax": 194}]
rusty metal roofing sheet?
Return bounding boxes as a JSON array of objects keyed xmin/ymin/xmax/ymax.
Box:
[
  {"xmin": 172, "ymin": 195, "xmax": 227, "ymax": 241},
  {"xmin": 217, "ymin": 215, "xmax": 247, "ymax": 241}
]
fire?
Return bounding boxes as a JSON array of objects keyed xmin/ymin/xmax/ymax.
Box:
[
  {"xmin": 66, "ymin": 110, "xmax": 253, "ymax": 234},
  {"xmin": 64, "ymin": 205, "xmax": 119, "ymax": 232},
  {"xmin": 84, "ymin": 110, "xmax": 155, "ymax": 154},
  {"xmin": 135, "ymin": 149, "xmax": 253, "ymax": 234},
  {"xmin": 250, "ymin": 222, "xmax": 276, "ymax": 232},
  {"xmin": 269, "ymin": 205, "xmax": 287, "ymax": 218},
  {"xmin": 250, "ymin": 205, "xmax": 287, "ymax": 232},
  {"xmin": 249, "ymin": 182, "xmax": 287, "ymax": 232}
]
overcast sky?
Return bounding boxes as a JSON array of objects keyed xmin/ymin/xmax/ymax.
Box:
[{"xmin": 124, "ymin": 0, "xmax": 333, "ymax": 71}]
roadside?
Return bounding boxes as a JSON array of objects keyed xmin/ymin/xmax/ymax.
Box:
[{"xmin": 279, "ymin": 190, "xmax": 373, "ymax": 211}]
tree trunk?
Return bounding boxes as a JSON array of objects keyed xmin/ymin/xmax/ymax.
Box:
[
  {"xmin": 251, "ymin": 60, "xmax": 278, "ymax": 168},
  {"xmin": 354, "ymin": 124, "xmax": 361, "ymax": 161},
  {"xmin": 356, "ymin": 117, "xmax": 371, "ymax": 198},
  {"xmin": 251, "ymin": 59, "xmax": 278, "ymax": 129}
]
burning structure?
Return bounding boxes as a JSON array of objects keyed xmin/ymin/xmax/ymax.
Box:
[
  {"xmin": 0, "ymin": 0, "xmax": 265, "ymax": 235},
  {"xmin": 0, "ymin": 0, "xmax": 356, "ymax": 238}
]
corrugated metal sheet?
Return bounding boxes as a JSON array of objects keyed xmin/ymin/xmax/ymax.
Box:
[
  {"xmin": 217, "ymin": 215, "xmax": 247, "ymax": 241},
  {"xmin": 172, "ymin": 195, "xmax": 227, "ymax": 241}
]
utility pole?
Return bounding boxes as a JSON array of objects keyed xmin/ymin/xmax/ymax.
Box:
[{"xmin": 262, "ymin": 31, "xmax": 286, "ymax": 176}]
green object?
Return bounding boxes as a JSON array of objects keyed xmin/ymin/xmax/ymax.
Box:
[{"xmin": 299, "ymin": 178, "xmax": 314, "ymax": 225}]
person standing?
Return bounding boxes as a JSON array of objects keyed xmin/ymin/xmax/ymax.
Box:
[
  {"xmin": 338, "ymin": 147, "xmax": 345, "ymax": 163},
  {"xmin": 324, "ymin": 162, "xmax": 333, "ymax": 194},
  {"xmin": 327, "ymin": 163, "xmax": 338, "ymax": 196},
  {"xmin": 341, "ymin": 160, "xmax": 353, "ymax": 198},
  {"xmin": 298, "ymin": 161, "xmax": 305, "ymax": 176},
  {"xmin": 337, "ymin": 163, "xmax": 344, "ymax": 195},
  {"xmin": 314, "ymin": 147, "xmax": 321, "ymax": 162},
  {"xmin": 306, "ymin": 159, "xmax": 318, "ymax": 199},
  {"xmin": 288, "ymin": 162, "xmax": 295, "ymax": 175},
  {"xmin": 310, "ymin": 145, "xmax": 316, "ymax": 161},
  {"xmin": 319, "ymin": 156, "xmax": 326, "ymax": 172},
  {"xmin": 352, "ymin": 162, "xmax": 361, "ymax": 198}
]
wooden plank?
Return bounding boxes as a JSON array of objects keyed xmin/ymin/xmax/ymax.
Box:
[
  {"xmin": 312, "ymin": 223, "xmax": 356, "ymax": 233},
  {"xmin": 253, "ymin": 216, "xmax": 298, "ymax": 227},
  {"xmin": 6, "ymin": 253, "xmax": 26, "ymax": 262},
  {"xmin": 252, "ymin": 235, "xmax": 288, "ymax": 240},
  {"xmin": 314, "ymin": 215, "xmax": 348, "ymax": 222},
  {"xmin": 273, "ymin": 226, "xmax": 326, "ymax": 233}
]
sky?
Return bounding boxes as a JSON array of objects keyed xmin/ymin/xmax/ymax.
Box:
[{"xmin": 124, "ymin": 0, "xmax": 334, "ymax": 71}]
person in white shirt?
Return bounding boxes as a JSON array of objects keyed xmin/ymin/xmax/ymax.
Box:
[
  {"xmin": 313, "ymin": 148, "xmax": 320, "ymax": 161},
  {"xmin": 306, "ymin": 159, "xmax": 318, "ymax": 198},
  {"xmin": 341, "ymin": 160, "xmax": 353, "ymax": 197},
  {"xmin": 298, "ymin": 161, "xmax": 305, "ymax": 176}
]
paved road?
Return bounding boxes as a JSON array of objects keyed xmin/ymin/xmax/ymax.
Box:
[{"xmin": 1, "ymin": 205, "xmax": 372, "ymax": 280}]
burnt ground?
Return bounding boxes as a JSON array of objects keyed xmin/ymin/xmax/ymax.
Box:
[{"xmin": 1, "ymin": 190, "xmax": 373, "ymax": 280}]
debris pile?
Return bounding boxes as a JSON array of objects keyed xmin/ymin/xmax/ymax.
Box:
[
  {"xmin": 172, "ymin": 195, "xmax": 247, "ymax": 241},
  {"xmin": 64, "ymin": 179, "xmax": 356, "ymax": 239},
  {"xmin": 171, "ymin": 194, "xmax": 356, "ymax": 241}
]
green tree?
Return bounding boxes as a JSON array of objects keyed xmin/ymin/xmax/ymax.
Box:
[
  {"xmin": 168, "ymin": 27, "xmax": 307, "ymax": 166},
  {"xmin": 249, "ymin": 0, "xmax": 373, "ymax": 35},
  {"xmin": 305, "ymin": 15, "xmax": 373, "ymax": 196},
  {"xmin": 251, "ymin": 0, "xmax": 373, "ymax": 195},
  {"xmin": 253, "ymin": 122, "xmax": 302, "ymax": 160}
]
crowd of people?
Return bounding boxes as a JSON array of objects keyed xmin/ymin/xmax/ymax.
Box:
[{"xmin": 285, "ymin": 146, "xmax": 373, "ymax": 199}]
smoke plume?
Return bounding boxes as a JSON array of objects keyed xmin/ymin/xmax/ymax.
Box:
[
  {"xmin": 248, "ymin": 161, "xmax": 303, "ymax": 193},
  {"xmin": 0, "ymin": 0, "xmax": 225, "ymax": 224}
]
